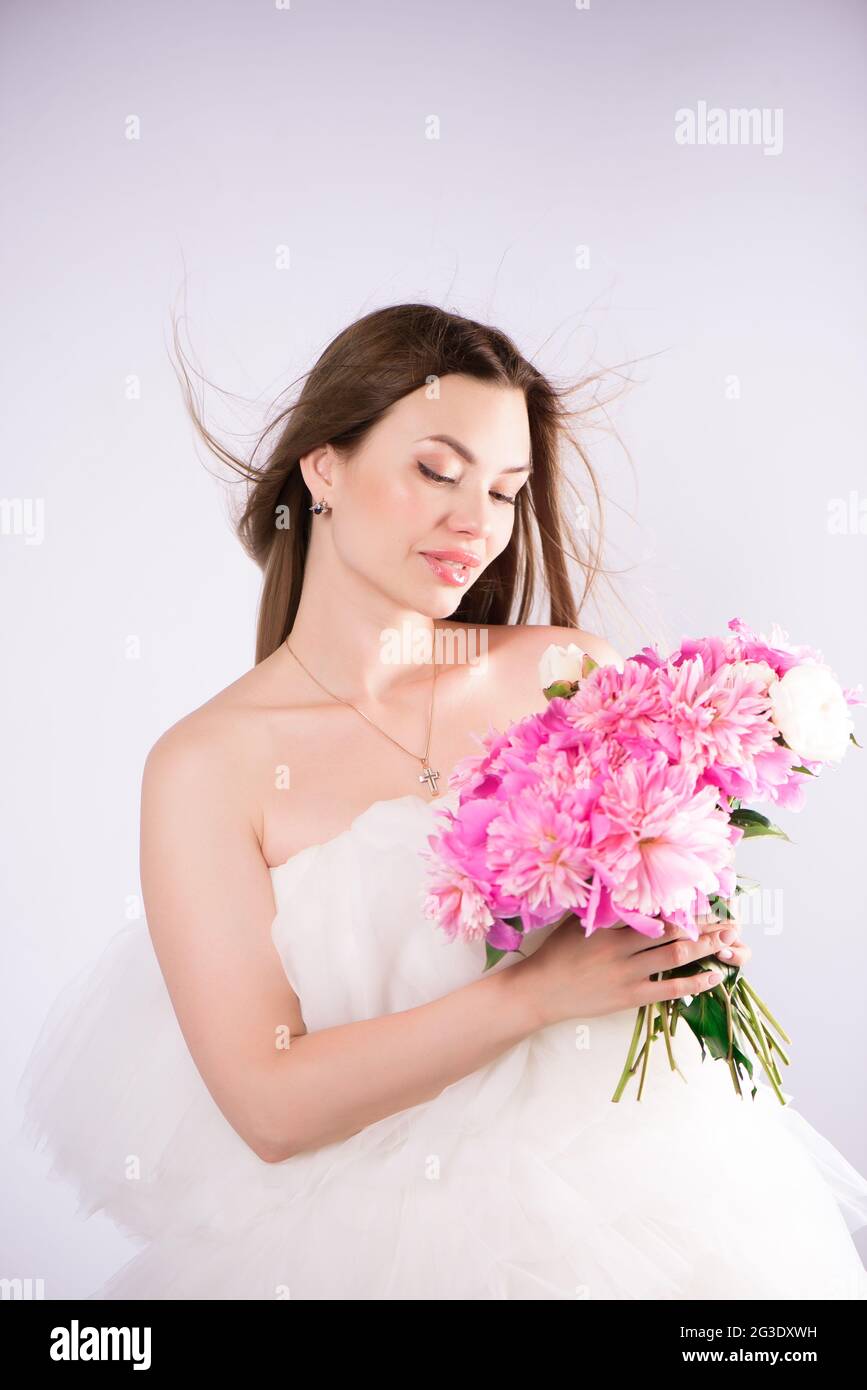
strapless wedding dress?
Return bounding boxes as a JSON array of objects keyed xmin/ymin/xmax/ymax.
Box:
[{"xmin": 16, "ymin": 788, "xmax": 867, "ymax": 1300}]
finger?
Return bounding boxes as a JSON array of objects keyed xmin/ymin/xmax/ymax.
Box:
[
  {"xmin": 717, "ymin": 941, "xmax": 751, "ymax": 966},
  {"xmin": 629, "ymin": 917, "xmax": 719, "ymax": 956},
  {"xmin": 626, "ymin": 930, "xmax": 725, "ymax": 980},
  {"xmin": 625, "ymin": 919, "xmax": 683, "ymax": 954},
  {"xmin": 637, "ymin": 967, "xmax": 723, "ymax": 1006},
  {"xmin": 714, "ymin": 928, "xmax": 745, "ymax": 959}
]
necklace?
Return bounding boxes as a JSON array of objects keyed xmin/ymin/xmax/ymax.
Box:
[{"xmin": 283, "ymin": 635, "xmax": 442, "ymax": 797}]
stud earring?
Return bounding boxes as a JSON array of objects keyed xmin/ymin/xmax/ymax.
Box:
[{"xmin": 309, "ymin": 498, "xmax": 331, "ymax": 515}]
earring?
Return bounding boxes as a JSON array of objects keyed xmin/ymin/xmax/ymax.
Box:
[{"xmin": 309, "ymin": 498, "xmax": 331, "ymax": 515}]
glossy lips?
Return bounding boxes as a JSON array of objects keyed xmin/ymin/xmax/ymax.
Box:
[{"xmin": 419, "ymin": 550, "xmax": 480, "ymax": 587}]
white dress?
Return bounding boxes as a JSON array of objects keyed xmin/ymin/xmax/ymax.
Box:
[{"xmin": 16, "ymin": 788, "xmax": 867, "ymax": 1300}]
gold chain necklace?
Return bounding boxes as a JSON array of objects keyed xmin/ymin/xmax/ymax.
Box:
[{"xmin": 283, "ymin": 636, "xmax": 441, "ymax": 797}]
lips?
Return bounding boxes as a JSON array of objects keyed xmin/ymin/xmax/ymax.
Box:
[
  {"xmin": 419, "ymin": 552, "xmax": 479, "ymax": 587},
  {"xmin": 421, "ymin": 549, "xmax": 481, "ymax": 566}
]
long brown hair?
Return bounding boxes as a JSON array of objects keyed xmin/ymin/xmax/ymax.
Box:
[{"xmin": 169, "ymin": 301, "xmax": 636, "ymax": 664}]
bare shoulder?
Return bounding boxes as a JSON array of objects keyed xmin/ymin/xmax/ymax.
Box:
[
  {"xmin": 144, "ymin": 697, "xmax": 255, "ymax": 785},
  {"xmin": 141, "ymin": 664, "xmax": 277, "ymax": 842},
  {"xmin": 479, "ymin": 622, "xmax": 625, "ymax": 718}
]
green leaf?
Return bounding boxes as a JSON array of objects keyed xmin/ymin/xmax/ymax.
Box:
[
  {"xmin": 706, "ymin": 893, "xmax": 735, "ymax": 922},
  {"xmin": 730, "ymin": 807, "xmax": 773, "ymax": 829},
  {"xmin": 679, "ymin": 985, "xmax": 729, "ymax": 1056},
  {"xmin": 729, "ymin": 807, "xmax": 791, "ymax": 842},
  {"xmin": 734, "ymin": 873, "xmax": 760, "ymax": 895},
  {"xmin": 728, "ymin": 1028, "xmax": 756, "ymax": 1083},
  {"xmin": 790, "ymin": 764, "xmax": 816, "ymax": 775},
  {"xmin": 677, "ymin": 973, "xmax": 755, "ymax": 1077},
  {"xmin": 664, "ymin": 958, "xmax": 722, "ymax": 982},
  {"xmin": 744, "ymin": 823, "xmax": 791, "ymax": 841},
  {"xmin": 483, "ymin": 916, "xmax": 525, "ymax": 972},
  {"xmin": 851, "ymin": 731, "xmax": 862, "ymax": 749},
  {"xmin": 483, "ymin": 943, "xmax": 507, "ymax": 971},
  {"xmin": 503, "ymin": 915, "xmax": 524, "ymax": 930}
]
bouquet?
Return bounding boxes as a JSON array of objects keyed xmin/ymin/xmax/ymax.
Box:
[{"xmin": 422, "ymin": 618, "xmax": 863, "ymax": 1102}]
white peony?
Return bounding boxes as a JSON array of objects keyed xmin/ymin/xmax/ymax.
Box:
[
  {"xmin": 768, "ymin": 663, "xmax": 854, "ymax": 763},
  {"xmin": 727, "ymin": 659, "xmax": 777, "ymax": 695},
  {"xmin": 539, "ymin": 642, "xmax": 589, "ymax": 689}
]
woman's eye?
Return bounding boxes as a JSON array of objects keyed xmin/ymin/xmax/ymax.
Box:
[
  {"xmin": 416, "ymin": 460, "xmax": 517, "ymax": 507},
  {"xmin": 417, "ymin": 461, "xmax": 454, "ymax": 485}
]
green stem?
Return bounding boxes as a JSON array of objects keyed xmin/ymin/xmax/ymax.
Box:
[
  {"xmin": 766, "ymin": 1031, "xmax": 791, "ymax": 1069},
  {"xmin": 629, "ymin": 1040, "xmax": 648, "ymax": 1074},
  {"xmin": 737, "ymin": 984, "xmax": 786, "ymax": 1103},
  {"xmin": 733, "ymin": 1007, "xmax": 782, "ymax": 1092},
  {"xmin": 733, "ymin": 992, "xmax": 783, "ymax": 1086},
  {"xmin": 733, "ymin": 1009, "xmax": 764, "ymax": 1066},
  {"xmin": 741, "ymin": 978, "xmax": 792, "ymax": 1044},
  {"xmin": 716, "ymin": 978, "xmax": 734, "ymax": 1055},
  {"xmin": 636, "ymin": 993, "xmax": 654, "ymax": 1100},
  {"xmin": 612, "ymin": 1006, "xmax": 646, "ymax": 1102},
  {"xmin": 656, "ymin": 1000, "xmax": 686, "ymax": 1082}
]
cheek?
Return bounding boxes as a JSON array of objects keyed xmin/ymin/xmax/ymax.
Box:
[
  {"xmin": 361, "ymin": 472, "xmax": 430, "ymax": 528},
  {"xmin": 338, "ymin": 472, "xmax": 422, "ymax": 553},
  {"xmin": 493, "ymin": 505, "xmax": 518, "ymax": 544}
]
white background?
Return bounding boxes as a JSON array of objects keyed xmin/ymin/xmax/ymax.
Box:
[{"xmin": 2, "ymin": 0, "xmax": 865, "ymax": 1292}]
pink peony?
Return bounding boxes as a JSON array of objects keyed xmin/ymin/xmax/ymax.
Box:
[
  {"xmin": 421, "ymin": 865, "xmax": 495, "ymax": 944},
  {"xmin": 422, "ymin": 617, "xmax": 859, "ymax": 955},
  {"xmin": 656, "ymin": 656, "xmax": 782, "ymax": 791},
  {"xmin": 589, "ymin": 752, "xmax": 742, "ymax": 930},
  {"xmin": 484, "ymin": 783, "xmax": 598, "ymax": 923}
]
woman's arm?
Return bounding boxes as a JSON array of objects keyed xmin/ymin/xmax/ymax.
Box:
[
  {"xmin": 260, "ymin": 954, "xmax": 538, "ymax": 1161},
  {"xmin": 140, "ymin": 718, "xmax": 542, "ymax": 1165}
]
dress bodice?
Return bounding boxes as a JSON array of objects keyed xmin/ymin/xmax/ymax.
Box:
[{"xmin": 269, "ymin": 786, "xmax": 532, "ymax": 1033}]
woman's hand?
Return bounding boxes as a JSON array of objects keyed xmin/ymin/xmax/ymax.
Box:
[
  {"xmin": 636, "ymin": 911, "xmax": 752, "ymax": 970},
  {"xmin": 712, "ymin": 922, "xmax": 751, "ymax": 970},
  {"xmin": 518, "ymin": 913, "xmax": 746, "ymax": 1030}
]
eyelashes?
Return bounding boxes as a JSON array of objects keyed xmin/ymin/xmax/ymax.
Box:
[
  {"xmin": 417, "ymin": 461, "xmax": 463, "ymax": 490},
  {"xmin": 415, "ymin": 460, "xmax": 518, "ymax": 507}
]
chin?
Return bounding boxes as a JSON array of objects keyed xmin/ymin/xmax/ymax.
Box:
[
  {"xmin": 399, "ymin": 571, "xmax": 473, "ymax": 617},
  {"xmin": 416, "ymin": 592, "xmax": 462, "ymax": 620}
]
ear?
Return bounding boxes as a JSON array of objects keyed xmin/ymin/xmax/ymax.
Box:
[{"xmin": 298, "ymin": 444, "xmax": 336, "ymax": 503}]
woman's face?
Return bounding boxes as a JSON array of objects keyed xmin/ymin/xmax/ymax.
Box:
[{"xmin": 317, "ymin": 375, "xmax": 532, "ymax": 616}]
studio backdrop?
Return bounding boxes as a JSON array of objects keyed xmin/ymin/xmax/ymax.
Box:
[{"xmin": 2, "ymin": 0, "xmax": 865, "ymax": 1296}]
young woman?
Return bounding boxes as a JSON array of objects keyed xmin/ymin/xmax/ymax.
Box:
[{"xmin": 18, "ymin": 304, "xmax": 867, "ymax": 1299}]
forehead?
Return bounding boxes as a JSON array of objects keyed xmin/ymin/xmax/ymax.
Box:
[{"xmin": 381, "ymin": 377, "xmax": 531, "ymax": 456}]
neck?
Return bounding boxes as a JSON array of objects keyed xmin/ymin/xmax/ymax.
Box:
[{"xmin": 287, "ymin": 541, "xmax": 440, "ymax": 705}]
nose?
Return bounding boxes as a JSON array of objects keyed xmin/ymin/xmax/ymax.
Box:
[{"xmin": 445, "ymin": 493, "xmax": 495, "ymax": 542}]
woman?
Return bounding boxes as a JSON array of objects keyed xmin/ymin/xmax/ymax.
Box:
[{"xmin": 17, "ymin": 304, "xmax": 867, "ymax": 1299}]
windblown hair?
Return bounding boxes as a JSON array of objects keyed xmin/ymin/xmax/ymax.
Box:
[{"xmin": 169, "ymin": 301, "xmax": 635, "ymax": 664}]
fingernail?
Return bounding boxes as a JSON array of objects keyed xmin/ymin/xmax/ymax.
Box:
[
  {"xmin": 720, "ymin": 928, "xmax": 736, "ymax": 944},
  {"xmin": 706, "ymin": 972, "xmax": 722, "ymax": 985},
  {"xmin": 717, "ymin": 947, "xmax": 733, "ymax": 959}
]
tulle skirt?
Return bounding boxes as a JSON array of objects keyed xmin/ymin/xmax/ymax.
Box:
[{"xmin": 16, "ymin": 920, "xmax": 867, "ymax": 1300}]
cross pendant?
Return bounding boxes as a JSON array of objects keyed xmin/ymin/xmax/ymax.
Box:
[{"xmin": 418, "ymin": 762, "xmax": 440, "ymax": 796}]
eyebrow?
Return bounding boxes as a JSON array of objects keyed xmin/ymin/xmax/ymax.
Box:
[{"xmin": 413, "ymin": 433, "xmax": 532, "ymax": 474}]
